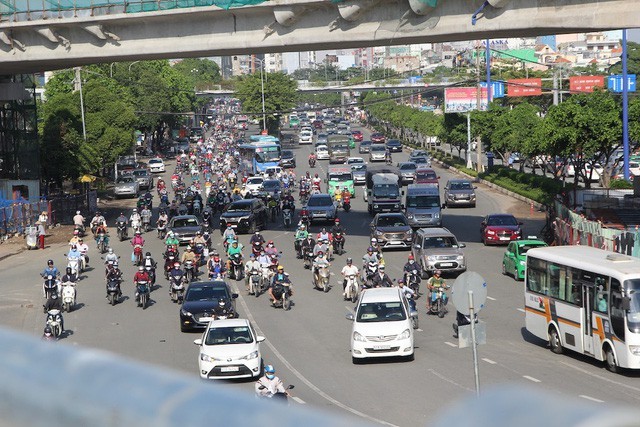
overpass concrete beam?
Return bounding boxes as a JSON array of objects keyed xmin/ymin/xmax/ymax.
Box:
[
  {"xmin": 407, "ymin": 0, "xmax": 437, "ymax": 16},
  {"xmin": 337, "ymin": 0, "xmax": 383, "ymax": 22},
  {"xmin": 487, "ymin": 0, "xmax": 512, "ymax": 8}
]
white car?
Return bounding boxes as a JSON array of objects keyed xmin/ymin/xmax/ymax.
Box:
[
  {"xmin": 347, "ymin": 287, "xmax": 415, "ymax": 363},
  {"xmin": 148, "ymin": 158, "xmax": 166, "ymax": 173},
  {"xmin": 369, "ymin": 145, "xmax": 387, "ymax": 162},
  {"xmin": 193, "ymin": 318, "xmax": 265, "ymax": 379},
  {"xmin": 299, "ymin": 130, "xmax": 313, "ymax": 144},
  {"xmin": 347, "ymin": 157, "xmax": 366, "ymax": 165},
  {"xmin": 262, "ymin": 166, "xmax": 283, "ymax": 179},
  {"xmin": 316, "ymin": 144, "xmax": 330, "ymax": 160},
  {"xmin": 582, "ymin": 163, "xmax": 604, "ymax": 182},
  {"xmin": 244, "ymin": 176, "xmax": 264, "ymax": 195}
]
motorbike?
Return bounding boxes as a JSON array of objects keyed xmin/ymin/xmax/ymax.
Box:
[
  {"xmin": 184, "ymin": 260, "xmax": 196, "ymax": 283},
  {"xmin": 298, "ymin": 209, "xmax": 311, "ymax": 229},
  {"xmin": 251, "ymin": 242, "xmax": 263, "ymax": 258},
  {"xmin": 67, "ymin": 255, "xmax": 81, "ymax": 276},
  {"xmin": 201, "ymin": 215, "xmax": 212, "ymax": 234},
  {"xmin": 142, "ymin": 216, "xmax": 151, "ymax": 233},
  {"xmin": 132, "ymin": 245, "xmax": 143, "ymax": 266},
  {"xmin": 257, "ymin": 384, "xmax": 295, "ymax": 403},
  {"xmin": 260, "ymin": 267, "xmax": 272, "ymax": 294},
  {"xmin": 136, "ymin": 280, "xmax": 150, "ymax": 309},
  {"xmin": 299, "ymin": 188, "xmax": 309, "ymax": 205},
  {"xmin": 74, "ymin": 224, "xmax": 85, "ymax": 237},
  {"xmin": 117, "ymin": 221, "xmax": 128, "ymax": 241},
  {"xmin": 269, "ymin": 204, "xmax": 278, "ymax": 222},
  {"xmin": 169, "ymin": 274, "xmax": 186, "ymax": 303},
  {"xmin": 332, "ymin": 232, "xmax": 345, "ymax": 256},
  {"xmin": 144, "ymin": 263, "xmax": 156, "ymax": 286},
  {"xmin": 453, "ymin": 311, "xmax": 478, "ymax": 338},
  {"xmin": 157, "ymin": 220, "xmax": 167, "ymax": 239},
  {"xmin": 228, "ymin": 253, "xmax": 244, "ymax": 281},
  {"xmin": 248, "ymin": 269, "xmax": 261, "ymax": 296},
  {"xmin": 309, "ymin": 156, "xmax": 316, "ymax": 168},
  {"xmin": 164, "ymin": 254, "xmax": 177, "ymax": 279},
  {"xmin": 61, "ymin": 281, "xmax": 76, "ymax": 312},
  {"xmin": 96, "ymin": 232, "xmax": 107, "ymax": 254},
  {"xmin": 408, "ymin": 296, "xmax": 419, "ymax": 329},
  {"xmin": 282, "ymin": 208, "xmax": 293, "ymax": 228},
  {"xmin": 303, "ymin": 248, "xmax": 314, "ymax": 270},
  {"xmin": 313, "ymin": 265, "xmax": 331, "ymax": 293},
  {"xmin": 194, "ymin": 243, "xmax": 206, "ymax": 267},
  {"xmin": 46, "ymin": 309, "xmax": 63, "ymax": 338},
  {"xmin": 42, "ymin": 276, "xmax": 60, "ymax": 302},
  {"xmin": 344, "ymin": 274, "xmax": 359, "ymax": 303},
  {"xmin": 342, "ymin": 195, "xmax": 351, "ymax": 212},
  {"xmin": 106, "ymin": 278, "xmax": 121, "ymax": 306},
  {"xmin": 429, "ymin": 286, "xmax": 449, "ymax": 318},
  {"xmin": 271, "ymin": 283, "xmax": 292, "ymax": 310},
  {"xmin": 364, "ymin": 261, "xmax": 379, "ymax": 288}
]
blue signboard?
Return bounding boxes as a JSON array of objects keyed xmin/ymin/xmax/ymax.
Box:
[
  {"xmin": 608, "ymin": 74, "xmax": 636, "ymax": 93},
  {"xmin": 480, "ymin": 81, "xmax": 505, "ymax": 98}
]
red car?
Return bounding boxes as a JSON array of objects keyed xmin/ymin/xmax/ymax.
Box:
[
  {"xmin": 351, "ymin": 130, "xmax": 363, "ymax": 142},
  {"xmin": 414, "ymin": 168, "xmax": 440, "ymax": 187},
  {"xmin": 313, "ymin": 120, "xmax": 323, "ymax": 129},
  {"xmin": 371, "ymin": 132, "xmax": 386, "ymax": 144},
  {"xmin": 481, "ymin": 214, "xmax": 523, "ymax": 245}
]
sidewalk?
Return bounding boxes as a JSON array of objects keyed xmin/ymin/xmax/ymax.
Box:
[{"xmin": 0, "ymin": 225, "xmax": 74, "ymax": 262}]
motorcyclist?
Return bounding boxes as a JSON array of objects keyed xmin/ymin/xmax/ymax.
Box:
[
  {"xmin": 308, "ymin": 152, "xmax": 317, "ymax": 165},
  {"xmin": 361, "ymin": 247, "xmax": 379, "ymax": 269},
  {"xmin": 256, "ymin": 248, "xmax": 272, "ymax": 270},
  {"xmin": 131, "ymin": 230, "xmax": 145, "ymax": 248},
  {"xmin": 212, "ymin": 298, "xmax": 233, "ymax": 319},
  {"xmin": 207, "ymin": 253, "xmax": 226, "ymax": 278},
  {"xmin": 73, "ymin": 210, "xmax": 85, "ymax": 231},
  {"xmin": 264, "ymin": 240, "xmax": 279, "ymax": 259},
  {"xmin": 181, "ymin": 245, "xmax": 198, "ymax": 272},
  {"xmin": 67, "ymin": 245, "xmax": 82, "ymax": 266},
  {"xmin": 403, "ymin": 254, "xmax": 421, "ymax": 293},
  {"xmin": 191, "ymin": 231, "xmax": 207, "ymax": 252},
  {"xmin": 104, "ymin": 247, "xmax": 119, "ymax": 265},
  {"xmin": 312, "ymin": 251, "xmax": 330, "ymax": 284},
  {"xmin": 317, "ymin": 227, "xmax": 332, "ymax": 244},
  {"xmin": 140, "ymin": 206, "xmax": 152, "ymax": 229},
  {"xmin": 133, "ymin": 265, "xmax": 151, "ymax": 301},
  {"xmin": 244, "ymin": 253, "xmax": 261, "ymax": 292},
  {"xmin": 312, "ymin": 173, "xmax": 321, "ymax": 191},
  {"xmin": 77, "ymin": 238, "xmax": 90, "ymax": 268},
  {"xmin": 169, "ymin": 261, "xmax": 184, "ymax": 285},
  {"xmin": 255, "ymin": 365, "xmax": 289, "ymax": 398},
  {"xmin": 313, "ymin": 239, "xmax": 329, "ymax": 258},
  {"xmin": 282, "ymin": 191, "xmax": 295, "ymax": 212},
  {"xmin": 330, "ymin": 218, "xmax": 345, "ymax": 237},
  {"xmin": 226, "ymin": 240, "xmax": 244, "ymax": 267},
  {"xmin": 396, "ymin": 278, "xmax": 416, "ymax": 299},
  {"xmin": 222, "ymin": 224, "xmax": 237, "ymax": 245},
  {"xmin": 61, "ymin": 266, "xmax": 78, "ymax": 284},
  {"xmin": 106, "ymin": 261, "xmax": 123, "ymax": 297},
  {"xmin": 90, "ymin": 211, "xmax": 106, "ymax": 236},
  {"xmin": 300, "ymin": 235, "xmax": 316, "ymax": 258},
  {"xmin": 370, "ymin": 237, "xmax": 381, "ymax": 255},
  {"xmin": 69, "ymin": 229, "xmax": 81, "ymax": 247},
  {"xmin": 142, "ymin": 252, "xmax": 157, "ymax": 284},
  {"xmin": 294, "ymin": 224, "xmax": 308, "ymax": 257},
  {"xmin": 43, "ymin": 292, "xmax": 64, "ymax": 333},
  {"xmin": 341, "ymin": 257, "xmax": 360, "ymax": 294},
  {"xmin": 371, "ymin": 264, "xmax": 393, "ymax": 288},
  {"xmin": 269, "ymin": 266, "xmax": 292, "ymax": 304},
  {"xmin": 165, "ymin": 231, "xmax": 179, "ymax": 247},
  {"xmin": 427, "ymin": 270, "xmax": 447, "ymax": 311},
  {"xmin": 129, "ymin": 208, "xmax": 142, "ymax": 232}
]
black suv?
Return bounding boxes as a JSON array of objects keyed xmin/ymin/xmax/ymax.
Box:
[
  {"xmin": 180, "ymin": 281, "xmax": 238, "ymax": 332},
  {"xmin": 279, "ymin": 150, "xmax": 296, "ymax": 168},
  {"xmin": 219, "ymin": 199, "xmax": 268, "ymax": 234}
]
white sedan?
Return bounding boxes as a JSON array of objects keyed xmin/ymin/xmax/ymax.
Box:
[
  {"xmin": 148, "ymin": 158, "xmax": 166, "ymax": 173},
  {"xmin": 244, "ymin": 176, "xmax": 264, "ymax": 196},
  {"xmin": 316, "ymin": 144, "xmax": 330, "ymax": 160},
  {"xmin": 194, "ymin": 318, "xmax": 265, "ymax": 379}
]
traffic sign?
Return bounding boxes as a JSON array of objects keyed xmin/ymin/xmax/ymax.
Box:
[
  {"xmin": 480, "ymin": 81, "xmax": 505, "ymax": 98},
  {"xmin": 608, "ymin": 74, "xmax": 637, "ymax": 93},
  {"xmin": 451, "ymin": 271, "xmax": 488, "ymax": 314}
]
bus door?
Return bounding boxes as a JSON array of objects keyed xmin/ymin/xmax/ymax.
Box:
[{"xmin": 582, "ymin": 282, "xmax": 595, "ymax": 355}]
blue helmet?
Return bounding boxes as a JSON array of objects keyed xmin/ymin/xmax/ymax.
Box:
[{"xmin": 264, "ymin": 365, "xmax": 275, "ymax": 374}]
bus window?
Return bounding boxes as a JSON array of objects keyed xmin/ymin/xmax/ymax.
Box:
[
  {"xmin": 610, "ymin": 278, "xmax": 625, "ymax": 338},
  {"xmin": 526, "ymin": 258, "xmax": 547, "ymax": 295},
  {"xmin": 548, "ymin": 263, "xmax": 561, "ymax": 298},
  {"xmin": 595, "ymin": 276, "xmax": 608, "ymax": 313},
  {"xmin": 566, "ymin": 267, "xmax": 582, "ymax": 305}
]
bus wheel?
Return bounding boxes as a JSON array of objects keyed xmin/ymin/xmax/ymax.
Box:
[
  {"xmin": 549, "ymin": 327, "xmax": 563, "ymax": 354},
  {"xmin": 604, "ymin": 346, "xmax": 619, "ymax": 373}
]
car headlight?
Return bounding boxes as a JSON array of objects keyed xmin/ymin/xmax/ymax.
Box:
[
  {"xmin": 241, "ymin": 350, "xmax": 259, "ymax": 360},
  {"xmin": 181, "ymin": 309, "xmax": 193, "ymax": 317},
  {"xmin": 405, "ymin": 229, "xmax": 413, "ymax": 235},
  {"xmin": 514, "ymin": 230, "xmax": 521, "ymax": 234},
  {"xmin": 470, "ymin": 194, "xmax": 476, "ymax": 199},
  {"xmin": 200, "ymin": 353, "xmax": 216, "ymax": 363},
  {"xmin": 448, "ymin": 194, "xmax": 455, "ymax": 200},
  {"xmin": 407, "ymin": 213, "xmax": 414, "ymax": 220},
  {"xmin": 487, "ymin": 230, "xmax": 496, "ymax": 235},
  {"xmin": 398, "ymin": 329, "xmax": 411, "ymax": 340},
  {"xmin": 629, "ymin": 345, "xmax": 640, "ymax": 356},
  {"xmin": 433, "ymin": 213, "xmax": 440, "ymax": 219},
  {"xmin": 353, "ymin": 331, "xmax": 366, "ymax": 342},
  {"xmin": 427, "ymin": 255, "xmax": 436, "ymax": 261},
  {"xmin": 457, "ymin": 255, "xmax": 464, "ymax": 261}
]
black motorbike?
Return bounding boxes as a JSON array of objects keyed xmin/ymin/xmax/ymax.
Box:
[
  {"xmin": 117, "ymin": 221, "xmax": 128, "ymax": 241},
  {"xmin": 228, "ymin": 253, "xmax": 244, "ymax": 281},
  {"xmin": 106, "ymin": 278, "xmax": 121, "ymax": 306}
]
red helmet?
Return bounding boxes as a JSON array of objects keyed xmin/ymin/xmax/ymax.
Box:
[
  {"xmin": 408, "ymin": 254, "xmax": 414, "ymax": 260},
  {"xmin": 335, "ymin": 218, "xmax": 340, "ymax": 223}
]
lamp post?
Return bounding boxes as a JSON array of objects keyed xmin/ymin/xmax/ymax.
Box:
[{"xmin": 250, "ymin": 57, "xmax": 268, "ymax": 133}]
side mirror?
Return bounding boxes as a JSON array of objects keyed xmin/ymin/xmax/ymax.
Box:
[
  {"xmin": 441, "ymin": 203, "xmax": 446, "ymax": 209},
  {"xmin": 193, "ymin": 338, "xmax": 203, "ymax": 346},
  {"xmin": 459, "ymin": 243, "xmax": 466, "ymax": 248},
  {"xmin": 623, "ymin": 296, "xmax": 631, "ymax": 311},
  {"xmin": 345, "ymin": 313, "xmax": 355, "ymax": 321},
  {"xmin": 256, "ymin": 335, "xmax": 266, "ymax": 343},
  {"xmin": 232, "ymin": 293, "xmax": 239, "ymax": 299},
  {"xmin": 287, "ymin": 385, "xmax": 295, "ymax": 390}
]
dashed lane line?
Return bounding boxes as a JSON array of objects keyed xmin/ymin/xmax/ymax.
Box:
[
  {"xmin": 482, "ymin": 358, "xmax": 497, "ymax": 365},
  {"xmin": 523, "ymin": 375, "xmax": 541, "ymax": 383},
  {"xmin": 579, "ymin": 395, "xmax": 604, "ymax": 403},
  {"xmin": 444, "ymin": 341, "xmax": 458, "ymax": 348}
]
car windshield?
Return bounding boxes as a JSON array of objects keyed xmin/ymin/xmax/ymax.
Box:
[
  {"xmin": 149, "ymin": 159, "xmax": 162, "ymax": 164},
  {"xmin": 423, "ymin": 237, "xmax": 457, "ymax": 248},
  {"xmin": 226, "ymin": 203, "xmax": 251, "ymax": 213},
  {"xmin": 185, "ymin": 286, "xmax": 227, "ymax": 302},
  {"xmin": 205, "ymin": 326, "xmax": 253, "ymax": 345},
  {"xmin": 371, "ymin": 146, "xmax": 386, "ymax": 152},
  {"xmin": 377, "ymin": 216, "xmax": 408, "ymax": 227},
  {"xmin": 449, "ymin": 181, "xmax": 473, "ymax": 190},
  {"xmin": 256, "ymin": 150, "xmax": 280, "ymax": 163},
  {"xmin": 308, "ymin": 196, "xmax": 333, "ymax": 207},
  {"xmin": 247, "ymin": 178, "xmax": 263, "ymax": 185},
  {"xmin": 348, "ymin": 159, "xmax": 364, "ymax": 164},
  {"xmin": 117, "ymin": 177, "xmax": 135, "ymax": 184},
  {"xmin": 356, "ymin": 302, "xmax": 407, "ymax": 322},
  {"xmin": 329, "ymin": 173, "xmax": 353, "ymax": 181},
  {"xmin": 407, "ymin": 195, "xmax": 440, "ymax": 208},
  {"xmin": 414, "ymin": 157, "xmax": 428, "ymax": 164},
  {"xmin": 282, "ymin": 151, "xmax": 293, "ymax": 158},
  {"xmin": 400, "ymin": 164, "xmax": 416, "ymax": 171},
  {"xmin": 133, "ymin": 170, "xmax": 148, "ymax": 177},
  {"xmin": 373, "ymin": 184, "xmax": 399, "ymax": 198},
  {"xmin": 518, "ymin": 242, "xmax": 546, "ymax": 255},
  {"xmin": 172, "ymin": 218, "xmax": 199, "ymax": 227},
  {"xmin": 263, "ymin": 181, "xmax": 280, "ymax": 190},
  {"xmin": 352, "ymin": 165, "xmax": 366, "ymax": 171},
  {"xmin": 416, "ymin": 171, "xmax": 436, "ymax": 180},
  {"xmin": 487, "ymin": 215, "xmax": 518, "ymax": 226},
  {"xmin": 624, "ymin": 279, "xmax": 640, "ymax": 332}
]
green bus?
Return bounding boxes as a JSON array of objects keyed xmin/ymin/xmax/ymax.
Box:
[{"xmin": 327, "ymin": 165, "xmax": 355, "ymax": 197}]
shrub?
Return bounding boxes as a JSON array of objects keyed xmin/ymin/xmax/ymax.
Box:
[{"xmin": 610, "ymin": 179, "xmax": 634, "ymax": 189}]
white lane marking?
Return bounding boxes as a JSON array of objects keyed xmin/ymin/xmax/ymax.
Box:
[
  {"xmin": 482, "ymin": 358, "xmax": 497, "ymax": 365},
  {"xmin": 523, "ymin": 375, "xmax": 541, "ymax": 383},
  {"xmin": 517, "ymin": 308, "xmax": 525, "ymax": 313},
  {"xmin": 558, "ymin": 361, "xmax": 640, "ymax": 394},
  {"xmin": 444, "ymin": 341, "xmax": 457, "ymax": 348},
  {"xmin": 486, "ymin": 296, "xmax": 496, "ymax": 301},
  {"xmin": 236, "ymin": 294, "xmax": 398, "ymax": 427},
  {"xmin": 291, "ymin": 396, "xmax": 306, "ymax": 404},
  {"xmin": 428, "ymin": 369, "xmax": 473, "ymax": 392},
  {"xmin": 579, "ymin": 395, "xmax": 604, "ymax": 403}
]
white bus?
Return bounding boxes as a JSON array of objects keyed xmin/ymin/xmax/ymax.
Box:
[{"xmin": 524, "ymin": 245, "xmax": 640, "ymax": 372}]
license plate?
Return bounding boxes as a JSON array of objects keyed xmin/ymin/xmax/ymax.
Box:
[
  {"xmin": 499, "ymin": 237, "xmax": 510, "ymax": 241},
  {"xmin": 230, "ymin": 224, "xmax": 238, "ymax": 228},
  {"xmin": 220, "ymin": 366, "xmax": 239, "ymax": 372},
  {"xmin": 440, "ymin": 262, "xmax": 453, "ymax": 267},
  {"xmin": 373, "ymin": 345, "xmax": 391, "ymax": 350}
]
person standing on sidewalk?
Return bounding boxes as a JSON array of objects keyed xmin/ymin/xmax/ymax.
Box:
[{"xmin": 37, "ymin": 221, "xmax": 46, "ymax": 249}]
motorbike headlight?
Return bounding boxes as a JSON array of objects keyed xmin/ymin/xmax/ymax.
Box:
[
  {"xmin": 181, "ymin": 309, "xmax": 193, "ymax": 317},
  {"xmin": 353, "ymin": 331, "xmax": 366, "ymax": 342},
  {"xmin": 407, "ymin": 213, "xmax": 414, "ymax": 220},
  {"xmin": 398, "ymin": 329, "xmax": 411, "ymax": 340},
  {"xmin": 241, "ymin": 351, "xmax": 259, "ymax": 360}
]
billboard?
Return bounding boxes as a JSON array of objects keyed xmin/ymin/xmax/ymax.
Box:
[
  {"xmin": 507, "ymin": 78, "xmax": 543, "ymax": 97},
  {"xmin": 569, "ymin": 75, "xmax": 605, "ymax": 93},
  {"xmin": 444, "ymin": 87, "xmax": 488, "ymax": 113}
]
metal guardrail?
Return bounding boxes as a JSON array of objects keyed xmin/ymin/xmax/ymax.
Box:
[{"xmin": 0, "ymin": 326, "xmax": 364, "ymax": 427}]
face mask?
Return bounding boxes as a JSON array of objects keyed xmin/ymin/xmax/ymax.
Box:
[
  {"xmin": 409, "ymin": 260, "xmax": 415, "ymax": 264},
  {"xmin": 266, "ymin": 373, "xmax": 275, "ymax": 380}
]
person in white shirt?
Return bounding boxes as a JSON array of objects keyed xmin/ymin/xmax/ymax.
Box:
[
  {"xmin": 76, "ymin": 238, "xmax": 90, "ymax": 269},
  {"xmin": 73, "ymin": 211, "xmax": 85, "ymax": 228},
  {"xmin": 341, "ymin": 257, "xmax": 360, "ymax": 294}
]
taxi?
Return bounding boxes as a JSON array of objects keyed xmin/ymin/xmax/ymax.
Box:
[{"xmin": 502, "ymin": 238, "xmax": 548, "ymax": 280}]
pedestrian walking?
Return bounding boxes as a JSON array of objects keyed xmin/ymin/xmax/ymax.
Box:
[{"xmin": 37, "ymin": 221, "xmax": 46, "ymax": 249}]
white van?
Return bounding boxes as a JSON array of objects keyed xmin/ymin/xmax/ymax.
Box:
[{"xmin": 347, "ymin": 287, "xmax": 415, "ymax": 363}]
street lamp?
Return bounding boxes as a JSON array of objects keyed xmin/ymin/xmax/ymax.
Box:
[{"xmin": 251, "ymin": 57, "xmax": 268, "ymax": 132}]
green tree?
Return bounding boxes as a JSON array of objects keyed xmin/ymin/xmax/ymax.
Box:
[
  {"xmin": 490, "ymin": 103, "xmax": 541, "ymax": 171},
  {"xmin": 608, "ymin": 42, "xmax": 640, "ymax": 75},
  {"xmin": 173, "ymin": 58, "xmax": 221, "ymax": 91},
  {"xmin": 235, "ymin": 72, "xmax": 297, "ymax": 134},
  {"xmin": 439, "ymin": 113, "xmax": 469, "ymax": 158}
]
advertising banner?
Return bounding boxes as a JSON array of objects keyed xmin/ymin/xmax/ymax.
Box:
[
  {"xmin": 507, "ymin": 78, "xmax": 543, "ymax": 97},
  {"xmin": 444, "ymin": 87, "xmax": 488, "ymax": 113},
  {"xmin": 569, "ymin": 75, "xmax": 604, "ymax": 93}
]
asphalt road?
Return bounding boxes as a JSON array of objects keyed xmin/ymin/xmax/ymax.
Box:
[{"xmin": 2, "ymin": 124, "xmax": 639, "ymax": 426}]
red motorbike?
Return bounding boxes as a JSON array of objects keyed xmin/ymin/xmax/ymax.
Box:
[{"xmin": 342, "ymin": 194, "xmax": 351, "ymax": 212}]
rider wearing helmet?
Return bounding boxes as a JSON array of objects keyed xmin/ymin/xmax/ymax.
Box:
[
  {"xmin": 165, "ymin": 231, "xmax": 179, "ymax": 247},
  {"xmin": 427, "ymin": 270, "xmax": 446, "ymax": 311},
  {"xmin": 212, "ymin": 298, "xmax": 233, "ymax": 319},
  {"xmin": 41, "ymin": 259, "xmax": 60, "ymax": 278},
  {"xmin": 249, "ymin": 231, "xmax": 265, "ymax": 247},
  {"xmin": 255, "ymin": 365, "xmax": 288, "ymax": 398},
  {"xmin": 341, "ymin": 257, "xmax": 360, "ymax": 293},
  {"xmin": 181, "ymin": 245, "xmax": 198, "ymax": 270},
  {"xmin": 403, "ymin": 254, "xmax": 421, "ymax": 290},
  {"xmin": 268, "ymin": 265, "xmax": 292, "ymax": 304}
]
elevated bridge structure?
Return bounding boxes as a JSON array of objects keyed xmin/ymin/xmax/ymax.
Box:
[{"xmin": 1, "ymin": 0, "xmax": 639, "ymax": 74}]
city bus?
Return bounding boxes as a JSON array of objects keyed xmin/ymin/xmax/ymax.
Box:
[
  {"xmin": 327, "ymin": 165, "xmax": 355, "ymax": 197},
  {"xmin": 524, "ymin": 245, "xmax": 640, "ymax": 373},
  {"xmin": 238, "ymin": 140, "xmax": 282, "ymax": 175}
]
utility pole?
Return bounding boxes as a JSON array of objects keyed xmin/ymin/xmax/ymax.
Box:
[
  {"xmin": 475, "ymin": 43, "xmax": 482, "ymax": 173},
  {"xmin": 553, "ymin": 69, "xmax": 559, "ymax": 106},
  {"xmin": 75, "ymin": 67, "xmax": 87, "ymax": 142}
]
